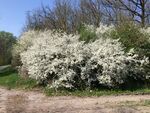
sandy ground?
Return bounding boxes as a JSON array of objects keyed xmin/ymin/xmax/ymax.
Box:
[{"xmin": 0, "ymin": 87, "xmax": 150, "ymax": 113}]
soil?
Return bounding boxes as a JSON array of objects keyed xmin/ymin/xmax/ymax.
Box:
[{"xmin": 0, "ymin": 87, "xmax": 150, "ymax": 113}]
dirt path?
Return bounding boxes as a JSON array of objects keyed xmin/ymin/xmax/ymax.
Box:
[{"xmin": 0, "ymin": 88, "xmax": 150, "ymax": 113}]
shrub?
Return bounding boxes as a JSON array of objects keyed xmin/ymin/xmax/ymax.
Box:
[
  {"xmin": 111, "ymin": 22, "xmax": 150, "ymax": 56},
  {"xmin": 16, "ymin": 29, "xmax": 149, "ymax": 89},
  {"xmin": 110, "ymin": 23, "xmax": 150, "ymax": 86}
]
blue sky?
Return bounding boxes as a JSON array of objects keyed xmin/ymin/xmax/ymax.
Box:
[{"xmin": 0, "ymin": 0, "xmax": 54, "ymax": 37}]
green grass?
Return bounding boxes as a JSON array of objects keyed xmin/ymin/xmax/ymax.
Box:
[
  {"xmin": 0, "ymin": 66, "xmax": 150, "ymax": 96},
  {"xmin": 143, "ymin": 100, "xmax": 150, "ymax": 106},
  {"xmin": 120, "ymin": 99, "xmax": 150, "ymax": 107},
  {"xmin": 0, "ymin": 67, "xmax": 37, "ymax": 90},
  {"xmin": 44, "ymin": 87, "xmax": 150, "ymax": 97}
]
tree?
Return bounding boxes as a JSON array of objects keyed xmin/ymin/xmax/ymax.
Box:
[
  {"xmin": 106, "ymin": 0, "xmax": 150, "ymax": 27},
  {"xmin": 24, "ymin": 0, "xmax": 79, "ymax": 33},
  {"xmin": 79, "ymin": 0, "xmax": 102, "ymax": 27},
  {"xmin": 0, "ymin": 31, "xmax": 16, "ymax": 65}
]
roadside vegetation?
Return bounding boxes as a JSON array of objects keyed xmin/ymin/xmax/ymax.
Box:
[
  {"xmin": 0, "ymin": 23, "xmax": 149, "ymax": 97},
  {"xmin": 119, "ymin": 100, "xmax": 150, "ymax": 108},
  {"xmin": 0, "ymin": 66, "xmax": 36, "ymax": 90},
  {"xmin": 0, "ymin": 0, "xmax": 150, "ymax": 97},
  {"xmin": 0, "ymin": 66, "xmax": 150, "ymax": 97}
]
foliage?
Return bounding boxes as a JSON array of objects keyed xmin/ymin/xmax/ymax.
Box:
[
  {"xmin": 0, "ymin": 31, "xmax": 16, "ymax": 65},
  {"xmin": 14, "ymin": 27, "xmax": 149, "ymax": 89},
  {"xmin": 78, "ymin": 24, "xmax": 97, "ymax": 43},
  {"xmin": 78, "ymin": 23, "xmax": 114, "ymax": 43},
  {"xmin": 111, "ymin": 22, "xmax": 149, "ymax": 52},
  {"xmin": 140, "ymin": 27, "xmax": 150, "ymax": 58}
]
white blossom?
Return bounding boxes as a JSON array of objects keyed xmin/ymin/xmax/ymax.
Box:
[
  {"xmin": 96, "ymin": 23, "xmax": 114, "ymax": 35},
  {"xmin": 140, "ymin": 27, "xmax": 150, "ymax": 42}
]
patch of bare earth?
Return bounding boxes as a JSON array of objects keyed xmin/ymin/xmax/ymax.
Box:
[{"xmin": 0, "ymin": 88, "xmax": 150, "ymax": 113}]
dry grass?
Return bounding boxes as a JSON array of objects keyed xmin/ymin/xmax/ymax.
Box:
[{"xmin": 114, "ymin": 107, "xmax": 138, "ymax": 113}]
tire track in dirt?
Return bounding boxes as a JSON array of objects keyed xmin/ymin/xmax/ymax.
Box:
[{"xmin": 0, "ymin": 87, "xmax": 150, "ymax": 113}]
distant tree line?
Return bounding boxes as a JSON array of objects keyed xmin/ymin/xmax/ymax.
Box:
[
  {"xmin": 24, "ymin": 0, "xmax": 150, "ymax": 33},
  {"xmin": 0, "ymin": 31, "xmax": 16, "ymax": 65}
]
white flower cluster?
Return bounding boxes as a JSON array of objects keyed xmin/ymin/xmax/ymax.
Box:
[
  {"xmin": 96, "ymin": 23, "xmax": 114, "ymax": 35},
  {"xmin": 12, "ymin": 31, "xmax": 39, "ymax": 58},
  {"xmin": 84, "ymin": 23, "xmax": 114, "ymax": 36},
  {"xmin": 15, "ymin": 25, "xmax": 149, "ymax": 89},
  {"xmin": 20, "ymin": 31, "xmax": 86, "ymax": 88},
  {"xmin": 140, "ymin": 27, "xmax": 150, "ymax": 42}
]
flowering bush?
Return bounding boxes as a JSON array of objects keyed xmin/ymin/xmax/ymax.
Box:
[
  {"xmin": 14, "ymin": 24, "xmax": 149, "ymax": 89},
  {"xmin": 86, "ymin": 39, "xmax": 149, "ymax": 87},
  {"xmin": 16, "ymin": 32, "xmax": 148, "ymax": 89},
  {"xmin": 20, "ymin": 31, "xmax": 87, "ymax": 88}
]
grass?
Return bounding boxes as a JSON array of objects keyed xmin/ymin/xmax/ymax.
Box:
[
  {"xmin": 119, "ymin": 99, "xmax": 150, "ymax": 107},
  {"xmin": 0, "ymin": 66, "xmax": 150, "ymax": 96},
  {"xmin": 0, "ymin": 66, "xmax": 37, "ymax": 90},
  {"xmin": 143, "ymin": 100, "xmax": 150, "ymax": 106},
  {"xmin": 44, "ymin": 87, "xmax": 150, "ymax": 97}
]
